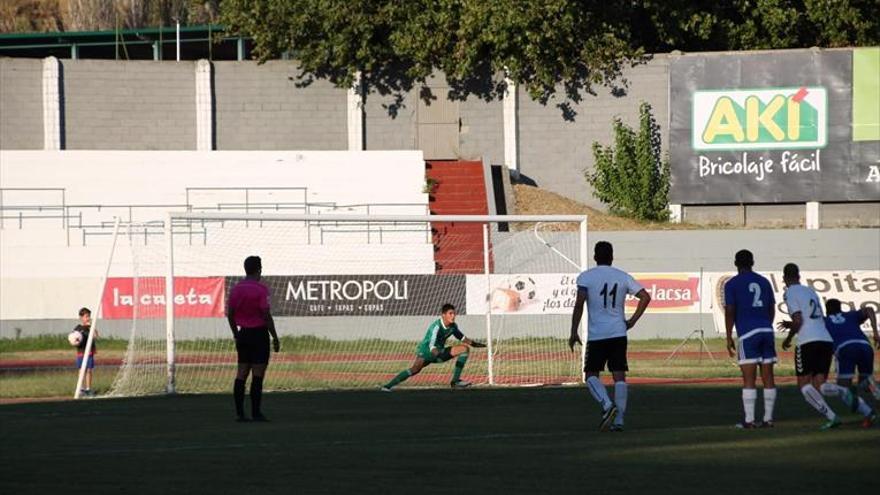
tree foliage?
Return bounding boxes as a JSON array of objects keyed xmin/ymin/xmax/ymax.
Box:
[
  {"xmin": 632, "ymin": 0, "xmax": 880, "ymax": 52},
  {"xmin": 0, "ymin": 0, "xmax": 220, "ymax": 33},
  {"xmin": 220, "ymin": 0, "xmax": 643, "ymax": 116},
  {"xmin": 587, "ymin": 102, "xmax": 670, "ymax": 221},
  {"xmin": 219, "ymin": 0, "xmax": 879, "ymax": 113}
]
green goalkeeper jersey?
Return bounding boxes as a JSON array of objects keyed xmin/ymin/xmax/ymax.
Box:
[{"xmin": 416, "ymin": 318, "xmax": 466, "ymax": 358}]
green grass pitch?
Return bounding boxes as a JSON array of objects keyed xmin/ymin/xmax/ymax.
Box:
[{"xmin": 1, "ymin": 385, "xmax": 877, "ymax": 494}]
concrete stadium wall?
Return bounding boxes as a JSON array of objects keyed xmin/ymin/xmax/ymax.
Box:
[
  {"xmin": 0, "ymin": 53, "xmax": 877, "ymax": 226},
  {"xmin": 213, "ymin": 61, "xmax": 348, "ymax": 150},
  {"xmin": 63, "ymin": 60, "xmax": 196, "ymax": 150},
  {"xmin": 517, "ymin": 56, "xmax": 670, "ymax": 208},
  {"xmin": 0, "ymin": 149, "xmax": 432, "ymax": 320},
  {"xmin": 0, "ymin": 58, "xmax": 43, "ymax": 149}
]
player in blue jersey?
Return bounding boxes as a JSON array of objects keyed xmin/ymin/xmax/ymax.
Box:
[
  {"xmin": 822, "ymin": 298, "xmax": 879, "ymax": 428},
  {"xmin": 724, "ymin": 250, "xmax": 777, "ymax": 428}
]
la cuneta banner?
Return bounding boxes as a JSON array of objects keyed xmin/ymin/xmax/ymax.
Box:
[
  {"xmin": 102, "ymin": 277, "xmax": 225, "ymax": 319},
  {"xmin": 228, "ymin": 275, "xmax": 467, "ymax": 317},
  {"xmin": 465, "ymin": 271, "xmax": 879, "ymax": 333},
  {"xmin": 669, "ymin": 48, "xmax": 880, "ymax": 203}
]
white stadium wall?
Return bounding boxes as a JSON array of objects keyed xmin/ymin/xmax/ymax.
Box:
[{"xmin": 0, "ymin": 150, "xmax": 434, "ymax": 322}]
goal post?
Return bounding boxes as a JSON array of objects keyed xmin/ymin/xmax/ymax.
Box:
[{"xmin": 107, "ymin": 212, "xmax": 588, "ymax": 397}]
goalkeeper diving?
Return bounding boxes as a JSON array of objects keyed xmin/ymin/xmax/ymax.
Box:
[{"xmin": 381, "ymin": 303, "xmax": 486, "ymax": 391}]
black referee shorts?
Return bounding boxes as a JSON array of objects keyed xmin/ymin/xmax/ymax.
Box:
[
  {"xmin": 795, "ymin": 341, "xmax": 833, "ymax": 377},
  {"xmin": 235, "ymin": 327, "xmax": 270, "ymax": 365},
  {"xmin": 585, "ymin": 336, "xmax": 628, "ymax": 373}
]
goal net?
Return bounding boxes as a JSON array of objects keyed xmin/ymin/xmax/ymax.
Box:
[{"xmin": 105, "ymin": 213, "xmax": 588, "ymax": 396}]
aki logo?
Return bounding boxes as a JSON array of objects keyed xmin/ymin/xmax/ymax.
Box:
[{"xmin": 692, "ymin": 87, "xmax": 827, "ymax": 150}]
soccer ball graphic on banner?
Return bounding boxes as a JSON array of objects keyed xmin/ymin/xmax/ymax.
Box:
[
  {"xmin": 67, "ymin": 330, "xmax": 83, "ymax": 347},
  {"xmin": 489, "ymin": 276, "xmax": 538, "ymax": 312},
  {"xmin": 511, "ymin": 276, "xmax": 538, "ymax": 303}
]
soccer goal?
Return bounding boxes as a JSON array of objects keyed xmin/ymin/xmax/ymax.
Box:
[{"xmin": 105, "ymin": 213, "xmax": 588, "ymax": 397}]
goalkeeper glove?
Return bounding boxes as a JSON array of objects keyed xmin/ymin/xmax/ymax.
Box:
[{"xmin": 469, "ymin": 340, "xmax": 487, "ymax": 348}]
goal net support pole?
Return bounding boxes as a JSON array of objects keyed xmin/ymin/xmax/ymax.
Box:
[
  {"xmin": 74, "ymin": 217, "xmax": 121, "ymax": 399},
  {"xmin": 483, "ymin": 223, "xmax": 494, "ymax": 385},
  {"xmin": 164, "ymin": 212, "xmax": 176, "ymax": 394}
]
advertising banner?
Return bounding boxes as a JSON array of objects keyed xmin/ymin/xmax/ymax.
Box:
[
  {"xmin": 465, "ymin": 273, "xmax": 703, "ymax": 315},
  {"xmin": 669, "ymin": 49, "xmax": 880, "ymax": 203},
  {"xmin": 706, "ymin": 270, "xmax": 880, "ymax": 333},
  {"xmin": 102, "ymin": 277, "xmax": 225, "ymax": 319},
  {"xmin": 233, "ymin": 275, "xmax": 467, "ymax": 317}
]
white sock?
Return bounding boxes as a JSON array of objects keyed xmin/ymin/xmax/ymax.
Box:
[
  {"xmin": 819, "ymin": 382, "xmax": 872, "ymax": 415},
  {"xmin": 762, "ymin": 388, "xmax": 776, "ymax": 423},
  {"xmin": 613, "ymin": 381, "xmax": 628, "ymax": 425},
  {"xmin": 742, "ymin": 388, "xmax": 757, "ymax": 423},
  {"xmin": 820, "ymin": 382, "xmax": 843, "ymax": 397},
  {"xmin": 586, "ymin": 376, "xmax": 613, "ymax": 411},
  {"xmin": 801, "ymin": 384, "xmax": 836, "ymax": 420}
]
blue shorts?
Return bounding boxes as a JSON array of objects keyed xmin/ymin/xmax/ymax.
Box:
[
  {"xmin": 738, "ymin": 330, "xmax": 777, "ymax": 365},
  {"xmin": 835, "ymin": 343, "xmax": 874, "ymax": 379},
  {"xmin": 75, "ymin": 355, "xmax": 95, "ymax": 370}
]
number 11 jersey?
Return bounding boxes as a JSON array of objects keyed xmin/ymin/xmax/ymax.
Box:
[
  {"xmin": 724, "ymin": 271, "xmax": 775, "ymax": 337},
  {"xmin": 576, "ymin": 266, "xmax": 644, "ymax": 342}
]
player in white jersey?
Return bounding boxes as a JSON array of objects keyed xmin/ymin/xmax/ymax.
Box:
[
  {"xmin": 569, "ymin": 241, "xmax": 651, "ymax": 432},
  {"xmin": 778, "ymin": 263, "xmax": 841, "ymax": 430}
]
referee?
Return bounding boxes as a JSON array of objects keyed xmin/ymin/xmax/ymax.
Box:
[{"xmin": 227, "ymin": 256, "xmax": 280, "ymax": 422}]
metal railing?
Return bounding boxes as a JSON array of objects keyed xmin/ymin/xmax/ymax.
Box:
[{"xmin": 0, "ymin": 187, "xmax": 431, "ymax": 247}]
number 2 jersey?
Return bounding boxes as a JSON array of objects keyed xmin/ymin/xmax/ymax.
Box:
[
  {"xmin": 576, "ymin": 266, "xmax": 644, "ymax": 342},
  {"xmin": 783, "ymin": 284, "xmax": 833, "ymax": 345},
  {"xmin": 724, "ymin": 271, "xmax": 775, "ymax": 338}
]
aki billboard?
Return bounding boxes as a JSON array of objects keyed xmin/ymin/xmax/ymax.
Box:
[{"xmin": 669, "ymin": 48, "xmax": 880, "ymax": 204}]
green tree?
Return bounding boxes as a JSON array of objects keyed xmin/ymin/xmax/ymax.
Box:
[
  {"xmin": 631, "ymin": 0, "xmax": 880, "ymax": 52},
  {"xmin": 587, "ymin": 102, "xmax": 670, "ymax": 221},
  {"xmin": 219, "ymin": 0, "xmax": 643, "ymax": 116}
]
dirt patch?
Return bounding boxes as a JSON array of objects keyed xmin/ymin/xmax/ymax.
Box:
[{"xmin": 511, "ymin": 183, "xmax": 710, "ymax": 231}]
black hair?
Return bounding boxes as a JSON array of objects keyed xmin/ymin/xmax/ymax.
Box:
[
  {"xmin": 594, "ymin": 241, "xmax": 613, "ymax": 265},
  {"xmin": 244, "ymin": 256, "xmax": 262, "ymax": 275},
  {"xmin": 78, "ymin": 307, "xmax": 91, "ymax": 317},
  {"xmin": 783, "ymin": 263, "xmax": 800, "ymax": 279},
  {"xmin": 441, "ymin": 303, "xmax": 456, "ymax": 313},
  {"xmin": 825, "ymin": 298, "xmax": 842, "ymax": 315},
  {"xmin": 734, "ymin": 249, "xmax": 754, "ymax": 269}
]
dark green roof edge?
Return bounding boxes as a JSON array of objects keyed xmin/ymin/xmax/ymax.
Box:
[{"xmin": 0, "ymin": 24, "xmax": 229, "ymax": 41}]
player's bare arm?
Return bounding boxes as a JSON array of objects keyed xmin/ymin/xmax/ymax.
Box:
[
  {"xmin": 780, "ymin": 312, "xmax": 803, "ymax": 350},
  {"xmin": 861, "ymin": 307, "xmax": 879, "ymax": 349},
  {"xmin": 265, "ymin": 310, "xmax": 280, "ymax": 352},
  {"xmin": 568, "ymin": 289, "xmax": 587, "ymax": 351},
  {"xmin": 725, "ymin": 304, "xmax": 736, "ymax": 357},
  {"xmin": 625, "ymin": 289, "xmax": 651, "ymax": 329},
  {"xmin": 226, "ymin": 307, "xmax": 238, "ymax": 339}
]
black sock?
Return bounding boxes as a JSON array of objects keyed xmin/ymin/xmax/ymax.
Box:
[
  {"xmin": 251, "ymin": 376, "xmax": 264, "ymax": 417},
  {"xmin": 234, "ymin": 379, "xmax": 246, "ymax": 417}
]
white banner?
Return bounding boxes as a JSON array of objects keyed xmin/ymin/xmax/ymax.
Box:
[
  {"xmin": 465, "ymin": 272, "xmax": 704, "ymax": 315},
  {"xmin": 705, "ymin": 270, "xmax": 880, "ymax": 334},
  {"xmin": 464, "ymin": 270, "xmax": 879, "ymax": 334}
]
